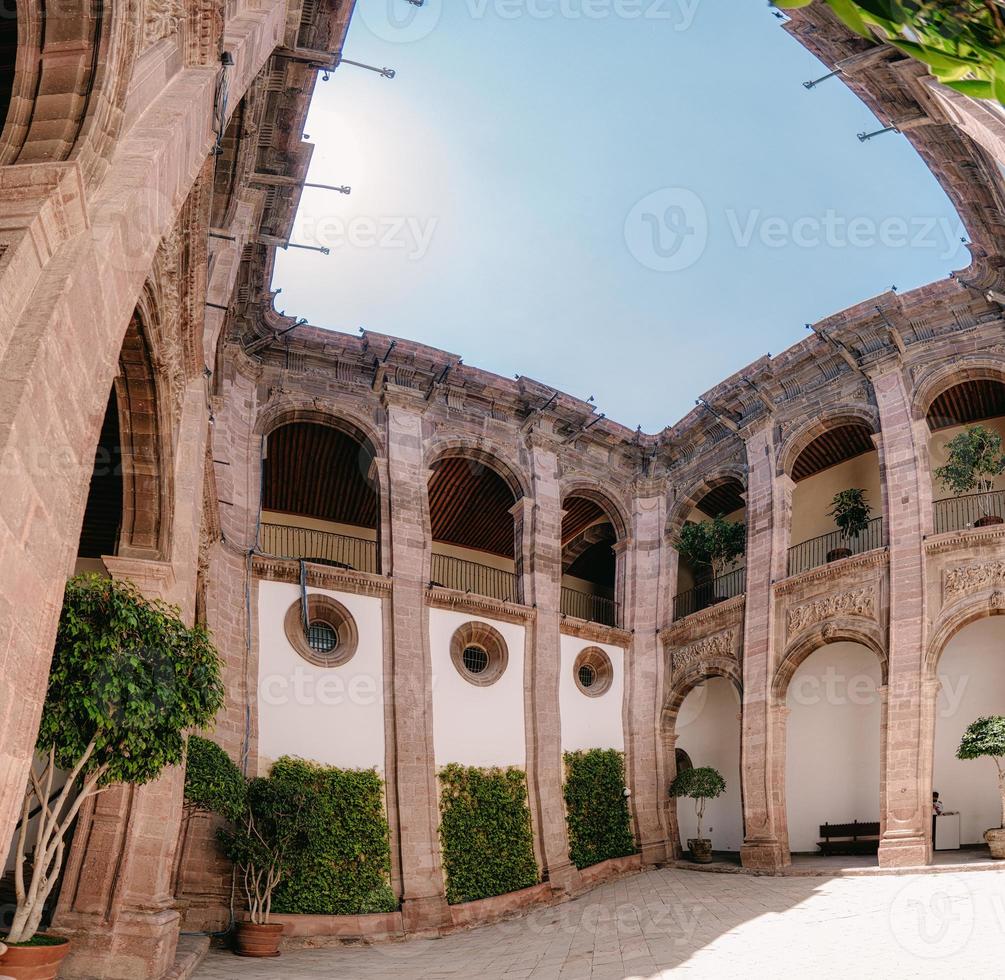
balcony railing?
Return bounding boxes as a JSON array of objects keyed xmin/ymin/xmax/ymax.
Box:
[
  {"xmin": 259, "ymin": 523, "xmax": 379, "ymax": 574},
  {"xmin": 786, "ymin": 516, "xmax": 885, "ymax": 578},
  {"xmin": 672, "ymin": 567, "xmax": 746, "ymax": 621},
  {"xmin": 560, "ymin": 587, "xmax": 620, "ymax": 628},
  {"xmin": 933, "ymin": 490, "xmax": 1005, "ymax": 535},
  {"xmin": 429, "ymin": 553, "xmax": 519, "ymax": 603}
]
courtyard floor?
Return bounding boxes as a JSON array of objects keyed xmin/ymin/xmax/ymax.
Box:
[{"xmin": 193, "ymin": 864, "xmax": 1005, "ymax": 979}]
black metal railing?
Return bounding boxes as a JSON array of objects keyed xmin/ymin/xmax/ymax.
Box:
[
  {"xmin": 672, "ymin": 567, "xmax": 746, "ymax": 621},
  {"xmin": 786, "ymin": 516, "xmax": 885, "ymax": 577},
  {"xmin": 259, "ymin": 523, "xmax": 379, "ymax": 574},
  {"xmin": 429, "ymin": 553, "xmax": 519, "ymax": 602},
  {"xmin": 933, "ymin": 490, "xmax": 1005, "ymax": 535},
  {"xmin": 560, "ymin": 587, "xmax": 620, "ymax": 628}
]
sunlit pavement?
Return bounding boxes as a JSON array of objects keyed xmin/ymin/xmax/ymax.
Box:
[{"xmin": 193, "ymin": 865, "xmax": 1005, "ymax": 979}]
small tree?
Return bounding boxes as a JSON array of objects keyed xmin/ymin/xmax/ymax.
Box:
[
  {"xmin": 828, "ymin": 488, "xmax": 871, "ymax": 543},
  {"xmin": 7, "ymin": 574, "xmax": 224, "ymax": 945},
  {"xmin": 957, "ymin": 716, "xmax": 1005, "ymax": 829},
  {"xmin": 677, "ymin": 516, "xmax": 746, "ymax": 582},
  {"xmin": 669, "ymin": 766, "xmax": 726, "ymax": 839},
  {"xmin": 218, "ymin": 776, "xmax": 312, "ymax": 925},
  {"xmin": 935, "ymin": 424, "xmax": 1005, "ymax": 518}
]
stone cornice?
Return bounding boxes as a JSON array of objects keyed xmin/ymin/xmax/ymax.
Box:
[
  {"xmin": 924, "ymin": 524, "xmax": 1005, "ymax": 555},
  {"xmin": 772, "ymin": 548, "xmax": 888, "ymax": 596},
  {"xmin": 660, "ymin": 593, "xmax": 746, "ymax": 644},
  {"xmin": 559, "ymin": 616, "xmax": 632, "ymax": 648},
  {"xmin": 425, "ymin": 587, "xmax": 536, "ymax": 625},
  {"xmin": 252, "ymin": 556, "xmax": 392, "ymax": 599}
]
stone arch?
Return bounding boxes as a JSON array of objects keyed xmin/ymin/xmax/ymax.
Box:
[
  {"xmin": 926, "ymin": 599, "xmax": 1005, "ymax": 677},
  {"xmin": 560, "ymin": 480, "xmax": 630, "ymax": 542},
  {"xmin": 662, "ymin": 660, "xmax": 743, "ymax": 733},
  {"xmin": 773, "ymin": 624, "xmax": 888, "ymax": 705},
  {"xmin": 425, "ymin": 438, "xmax": 530, "ymax": 502},
  {"xmin": 0, "ymin": 0, "xmax": 139, "ymax": 186},
  {"xmin": 911, "ymin": 356, "xmax": 1005, "ymax": 425},
  {"xmin": 665, "ymin": 465, "xmax": 747, "ymax": 541},
  {"xmin": 114, "ymin": 305, "xmax": 172, "ymax": 558},
  {"xmin": 257, "ymin": 402, "xmax": 386, "ymax": 463},
  {"xmin": 777, "ymin": 406, "xmax": 880, "ymax": 480}
]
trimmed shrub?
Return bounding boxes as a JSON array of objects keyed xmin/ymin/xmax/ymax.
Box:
[
  {"xmin": 184, "ymin": 735, "xmax": 246, "ymax": 822},
  {"xmin": 563, "ymin": 749, "xmax": 637, "ymax": 870},
  {"xmin": 267, "ymin": 757, "xmax": 397, "ymax": 915},
  {"xmin": 438, "ymin": 764, "xmax": 539, "ymax": 905}
]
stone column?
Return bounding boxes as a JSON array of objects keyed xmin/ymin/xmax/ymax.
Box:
[
  {"xmin": 521, "ymin": 435, "xmax": 578, "ymax": 893},
  {"xmin": 871, "ymin": 368, "xmax": 930, "ymax": 868},
  {"xmin": 623, "ymin": 481, "xmax": 669, "ymax": 865},
  {"xmin": 739, "ymin": 422, "xmax": 790, "ymax": 870},
  {"xmin": 660, "ymin": 729, "xmax": 681, "ymax": 859},
  {"xmin": 383, "ymin": 390, "xmax": 450, "ymax": 931}
]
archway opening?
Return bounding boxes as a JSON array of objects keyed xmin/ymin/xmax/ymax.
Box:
[
  {"xmin": 674, "ymin": 677, "xmax": 743, "ymax": 860},
  {"xmin": 75, "ymin": 388, "xmax": 122, "ymax": 572},
  {"xmin": 672, "ymin": 478, "xmax": 746, "ymax": 619},
  {"xmin": 926, "ymin": 379, "xmax": 1005, "ymax": 533},
  {"xmin": 0, "ymin": 3, "xmax": 15, "ymax": 135},
  {"xmin": 788, "ymin": 424, "xmax": 882, "ymax": 576},
  {"xmin": 784, "ymin": 641, "xmax": 882, "ymax": 865},
  {"xmin": 933, "ymin": 617, "xmax": 1005, "ymax": 854},
  {"xmin": 560, "ymin": 494, "xmax": 620, "ymax": 627},
  {"xmin": 427, "ymin": 454, "xmax": 518, "ymax": 601},
  {"xmin": 260, "ymin": 421, "xmax": 381, "ymax": 573}
]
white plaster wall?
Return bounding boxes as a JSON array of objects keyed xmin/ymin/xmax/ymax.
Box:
[
  {"xmin": 256, "ymin": 580, "xmax": 385, "ymax": 775},
  {"xmin": 934, "ymin": 617, "xmax": 1005, "ymax": 845},
  {"xmin": 429, "ymin": 608, "xmax": 526, "ymax": 767},
  {"xmin": 558, "ymin": 636, "xmax": 624, "ymax": 753},
  {"xmin": 674, "ymin": 677, "xmax": 743, "ymax": 852},
  {"xmin": 785, "ymin": 642, "xmax": 882, "ymax": 853}
]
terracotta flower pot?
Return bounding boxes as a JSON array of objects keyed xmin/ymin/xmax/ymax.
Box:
[
  {"xmin": 984, "ymin": 827, "xmax": 1005, "ymax": 859},
  {"xmin": 234, "ymin": 922, "xmax": 283, "ymax": 958},
  {"xmin": 827, "ymin": 547, "xmax": 852, "ymax": 563},
  {"xmin": 975, "ymin": 515, "xmax": 1004, "ymax": 528},
  {"xmin": 687, "ymin": 838, "xmax": 713, "ymax": 864},
  {"xmin": 0, "ymin": 935, "xmax": 71, "ymax": 980}
]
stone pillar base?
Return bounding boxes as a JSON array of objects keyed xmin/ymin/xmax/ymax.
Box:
[
  {"xmin": 741, "ymin": 841, "xmax": 790, "ymax": 872},
  {"xmin": 55, "ymin": 907, "xmax": 180, "ymax": 980},
  {"xmin": 400, "ymin": 894, "xmax": 451, "ymax": 936},
  {"xmin": 878, "ymin": 836, "xmax": 930, "ymax": 869},
  {"xmin": 639, "ymin": 840, "xmax": 669, "ymax": 867},
  {"xmin": 545, "ymin": 859, "xmax": 581, "ymax": 897}
]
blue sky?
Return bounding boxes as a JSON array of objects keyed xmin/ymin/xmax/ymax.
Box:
[{"xmin": 273, "ymin": 0, "xmax": 967, "ymax": 432}]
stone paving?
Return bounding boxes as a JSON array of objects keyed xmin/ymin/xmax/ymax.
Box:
[{"xmin": 194, "ymin": 865, "xmax": 1005, "ymax": 979}]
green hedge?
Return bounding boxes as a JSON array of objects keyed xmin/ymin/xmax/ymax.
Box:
[
  {"xmin": 268, "ymin": 757, "xmax": 397, "ymax": 916},
  {"xmin": 183, "ymin": 735, "xmax": 246, "ymax": 822},
  {"xmin": 438, "ymin": 763, "xmax": 539, "ymax": 905},
  {"xmin": 563, "ymin": 749, "xmax": 637, "ymax": 870}
]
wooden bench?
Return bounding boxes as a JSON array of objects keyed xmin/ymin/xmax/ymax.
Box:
[{"xmin": 817, "ymin": 821, "xmax": 880, "ymax": 856}]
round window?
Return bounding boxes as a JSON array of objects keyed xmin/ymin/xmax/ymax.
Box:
[
  {"xmin": 573, "ymin": 647, "xmax": 614, "ymax": 697},
  {"xmin": 307, "ymin": 621, "xmax": 338, "ymax": 655},
  {"xmin": 449, "ymin": 622, "xmax": 508, "ymax": 687},
  {"xmin": 462, "ymin": 645, "xmax": 489, "ymax": 675}
]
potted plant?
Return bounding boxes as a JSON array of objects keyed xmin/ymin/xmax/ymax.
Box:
[
  {"xmin": 218, "ymin": 774, "xmax": 311, "ymax": 957},
  {"xmin": 676, "ymin": 516, "xmax": 746, "ymax": 607},
  {"xmin": 935, "ymin": 424, "xmax": 1005, "ymax": 527},
  {"xmin": 956, "ymin": 716, "xmax": 1005, "ymax": 859},
  {"xmin": 826, "ymin": 488, "xmax": 872, "ymax": 562},
  {"xmin": 1, "ymin": 575, "xmax": 223, "ymax": 980},
  {"xmin": 669, "ymin": 766, "xmax": 726, "ymax": 864}
]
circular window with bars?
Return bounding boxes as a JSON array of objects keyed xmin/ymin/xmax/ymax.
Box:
[
  {"xmin": 573, "ymin": 647, "xmax": 613, "ymax": 698},
  {"xmin": 284, "ymin": 595, "xmax": 358, "ymax": 668},
  {"xmin": 450, "ymin": 622, "xmax": 508, "ymax": 687}
]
